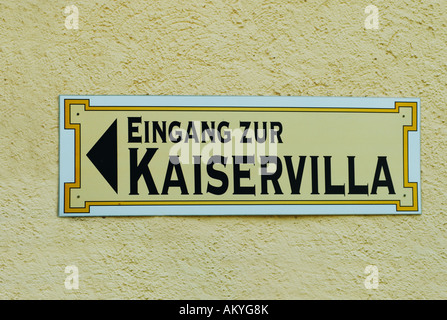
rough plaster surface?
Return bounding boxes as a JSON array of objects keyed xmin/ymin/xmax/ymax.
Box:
[{"xmin": 0, "ymin": 0, "xmax": 446, "ymax": 299}]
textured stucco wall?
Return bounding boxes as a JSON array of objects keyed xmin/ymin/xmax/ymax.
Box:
[{"xmin": 1, "ymin": 0, "xmax": 446, "ymax": 299}]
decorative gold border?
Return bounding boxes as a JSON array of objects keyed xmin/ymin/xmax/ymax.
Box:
[{"xmin": 63, "ymin": 99, "xmax": 419, "ymax": 213}]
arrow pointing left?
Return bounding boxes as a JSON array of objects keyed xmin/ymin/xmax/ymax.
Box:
[{"xmin": 86, "ymin": 119, "xmax": 118, "ymax": 193}]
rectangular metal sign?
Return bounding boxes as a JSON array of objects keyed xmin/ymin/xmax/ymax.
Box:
[{"xmin": 59, "ymin": 95, "xmax": 421, "ymax": 217}]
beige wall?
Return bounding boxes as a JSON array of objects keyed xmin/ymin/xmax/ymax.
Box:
[{"xmin": 1, "ymin": 0, "xmax": 446, "ymax": 299}]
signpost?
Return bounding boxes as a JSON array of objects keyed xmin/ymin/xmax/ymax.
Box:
[{"xmin": 58, "ymin": 96, "xmax": 421, "ymax": 216}]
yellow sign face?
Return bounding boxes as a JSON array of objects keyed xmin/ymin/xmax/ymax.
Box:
[{"xmin": 59, "ymin": 96, "xmax": 420, "ymax": 216}]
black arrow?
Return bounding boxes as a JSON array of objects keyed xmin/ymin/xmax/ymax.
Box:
[{"xmin": 87, "ymin": 119, "xmax": 118, "ymax": 193}]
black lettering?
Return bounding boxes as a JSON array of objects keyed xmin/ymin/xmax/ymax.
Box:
[
  {"xmin": 311, "ymin": 156, "xmax": 319, "ymax": 194},
  {"xmin": 270, "ymin": 122, "xmax": 283, "ymax": 143},
  {"xmin": 348, "ymin": 156, "xmax": 368, "ymax": 195},
  {"xmin": 152, "ymin": 121, "xmax": 167, "ymax": 143},
  {"xmin": 254, "ymin": 122, "xmax": 267, "ymax": 143},
  {"xmin": 168, "ymin": 121, "xmax": 182, "ymax": 143},
  {"xmin": 240, "ymin": 121, "xmax": 252, "ymax": 143},
  {"xmin": 324, "ymin": 156, "xmax": 345, "ymax": 195},
  {"xmin": 161, "ymin": 156, "xmax": 188, "ymax": 195},
  {"xmin": 144, "ymin": 121, "xmax": 149, "ymax": 143},
  {"xmin": 260, "ymin": 156, "xmax": 283, "ymax": 195},
  {"xmin": 201, "ymin": 121, "xmax": 215, "ymax": 143},
  {"xmin": 185, "ymin": 121, "xmax": 199, "ymax": 143},
  {"xmin": 129, "ymin": 148, "xmax": 158, "ymax": 195},
  {"xmin": 128, "ymin": 117, "xmax": 142, "ymax": 143},
  {"xmin": 206, "ymin": 156, "xmax": 228, "ymax": 195},
  {"xmin": 371, "ymin": 156, "xmax": 395, "ymax": 194},
  {"xmin": 284, "ymin": 156, "xmax": 306, "ymax": 194},
  {"xmin": 217, "ymin": 121, "xmax": 231, "ymax": 143},
  {"xmin": 233, "ymin": 156, "xmax": 255, "ymax": 195},
  {"xmin": 193, "ymin": 155, "xmax": 202, "ymax": 195}
]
